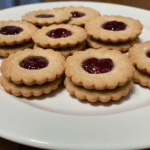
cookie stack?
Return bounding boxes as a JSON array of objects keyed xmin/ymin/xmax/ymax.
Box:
[
  {"xmin": 129, "ymin": 41, "xmax": 150, "ymax": 88},
  {"xmin": 0, "ymin": 20, "xmax": 37, "ymax": 57},
  {"xmin": 32, "ymin": 24, "xmax": 87, "ymax": 57},
  {"xmin": 85, "ymin": 15, "xmax": 143, "ymax": 52},
  {"xmin": 64, "ymin": 48, "xmax": 135, "ymax": 102},
  {"xmin": 0, "ymin": 48, "xmax": 65, "ymax": 97}
]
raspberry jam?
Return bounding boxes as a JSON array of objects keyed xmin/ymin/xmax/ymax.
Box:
[
  {"xmin": 36, "ymin": 14, "xmax": 54, "ymax": 18},
  {"xmin": 82, "ymin": 58, "xmax": 114, "ymax": 74},
  {"xmin": 71, "ymin": 11, "xmax": 85, "ymax": 18},
  {"xmin": 146, "ymin": 51, "xmax": 150, "ymax": 58},
  {"xmin": 47, "ymin": 28, "xmax": 72, "ymax": 38},
  {"xmin": 20, "ymin": 56, "xmax": 48, "ymax": 70},
  {"xmin": 102, "ymin": 21, "xmax": 126, "ymax": 31},
  {"xmin": 0, "ymin": 26, "xmax": 23, "ymax": 35}
]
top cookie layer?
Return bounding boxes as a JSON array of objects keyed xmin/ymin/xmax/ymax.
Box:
[
  {"xmin": 129, "ymin": 41, "xmax": 150, "ymax": 74},
  {"xmin": 85, "ymin": 15, "xmax": 143, "ymax": 43},
  {"xmin": 65, "ymin": 48, "xmax": 135, "ymax": 90},
  {"xmin": 1, "ymin": 48, "xmax": 65, "ymax": 85},
  {"xmin": 62, "ymin": 6, "xmax": 101, "ymax": 26},
  {"xmin": 0, "ymin": 20, "xmax": 37, "ymax": 46},
  {"xmin": 32, "ymin": 24, "xmax": 87, "ymax": 48},
  {"xmin": 22, "ymin": 9, "xmax": 72, "ymax": 26}
]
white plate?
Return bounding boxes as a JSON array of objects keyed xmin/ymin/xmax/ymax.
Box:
[{"xmin": 0, "ymin": 1, "xmax": 150, "ymax": 150}]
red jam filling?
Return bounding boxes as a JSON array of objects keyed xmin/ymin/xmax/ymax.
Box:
[
  {"xmin": 71, "ymin": 11, "xmax": 85, "ymax": 18},
  {"xmin": 20, "ymin": 56, "xmax": 48, "ymax": 70},
  {"xmin": 36, "ymin": 14, "xmax": 54, "ymax": 18},
  {"xmin": 0, "ymin": 26, "xmax": 23, "ymax": 35},
  {"xmin": 146, "ymin": 51, "xmax": 150, "ymax": 58},
  {"xmin": 82, "ymin": 58, "xmax": 114, "ymax": 74},
  {"xmin": 102, "ymin": 21, "xmax": 126, "ymax": 31},
  {"xmin": 47, "ymin": 28, "xmax": 72, "ymax": 38}
]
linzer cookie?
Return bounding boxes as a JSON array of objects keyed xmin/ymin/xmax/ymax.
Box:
[
  {"xmin": 0, "ymin": 20, "xmax": 37, "ymax": 46},
  {"xmin": 34, "ymin": 42, "xmax": 86, "ymax": 57},
  {"xmin": 62, "ymin": 6, "xmax": 100, "ymax": 26},
  {"xmin": 65, "ymin": 48, "xmax": 135, "ymax": 90},
  {"xmin": 87, "ymin": 36, "xmax": 139, "ymax": 52},
  {"xmin": 85, "ymin": 15, "xmax": 143, "ymax": 43},
  {"xmin": 64, "ymin": 77, "xmax": 133, "ymax": 102},
  {"xmin": 22, "ymin": 9, "xmax": 72, "ymax": 26},
  {"xmin": 1, "ymin": 76, "xmax": 62, "ymax": 97},
  {"xmin": 1, "ymin": 48, "xmax": 65, "ymax": 85},
  {"xmin": 32, "ymin": 24, "xmax": 87, "ymax": 48},
  {"xmin": 129, "ymin": 41, "xmax": 150, "ymax": 74}
]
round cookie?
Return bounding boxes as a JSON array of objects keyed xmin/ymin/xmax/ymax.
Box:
[
  {"xmin": 0, "ymin": 41, "xmax": 34, "ymax": 57},
  {"xmin": 1, "ymin": 48, "xmax": 65, "ymax": 85},
  {"xmin": 87, "ymin": 36, "xmax": 139, "ymax": 52},
  {"xmin": 129, "ymin": 41, "xmax": 150, "ymax": 74},
  {"xmin": 22, "ymin": 9, "xmax": 72, "ymax": 26},
  {"xmin": 32, "ymin": 24, "xmax": 87, "ymax": 48},
  {"xmin": 62, "ymin": 6, "xmax": 100, "ymax": 26},
  {"xmin": 85, "ymin": 15, "xmax": 143, "ymax": 43},
  {"xmin": 64, "ymin": 77, "xmax": 133, "ymax": 102},
  {"xmin": 1, "ymin": 76, "xmax": 62, "ymax": 97},
  {"xmin": 65, "ymin": 48, "xmax": 135, "ymax": 90},
  {"xmin": 0, "ymin": 20, "xmax": 37, "ymax": 46}
]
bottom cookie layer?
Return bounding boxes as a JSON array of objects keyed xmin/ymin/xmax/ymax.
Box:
[
  {"xmin": 87, "ymin": 36, "xmax": 139, "ymax": 52},
  {"xmin": 64, "ymin": 77, "xmax": 133, "ymax": 102},
  {"xmin": 0, "ymin": 76, "xmax": 62, "ymax": 97},
  {"xmin": 0, "ymin": 41, "xmax": 34, "ymax": 57},
  {"xmin": 34, "ymin": 42, "xmax": 86, "ymax": 57},
  {"xmin": 133, "ymin": 67, "xmax": 150, "ymax": 87}
]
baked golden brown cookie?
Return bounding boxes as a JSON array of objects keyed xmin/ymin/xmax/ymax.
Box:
[
  {"xmin": 0, "ymin": 20, "xmax": 37, "ymax": 46},
  {"xmin": 65, "ymin": 48, "xmax": 135, "ymax": 90},
  {"xmin": 1, "ymin": 48, "xmax": 65, "ymax": 85},
  {"xmin": 85, "ymin": 15, "xmax": 143, "ymax": 43},
  {"xmin": 32, "ymin": 24, "xmax": 87, "ymax": 48},
  {"xmin": 22, "ymin": 9, "xmax": 72, "ymax": 26}
]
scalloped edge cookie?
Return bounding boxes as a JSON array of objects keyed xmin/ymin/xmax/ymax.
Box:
[
  {"xmin": 22, "ymin": 9, "xmax": 72, "ymax": 26},
  {"xmin": 1, "ymin": 48, "xmax": 65, "ymax": 85},
  {"xmin": 64, "ymin": 77, "xmax": 133, "ymax": 102},
  {"xmin": 132, "ymin": 67, "xmax": 150, "ymax": 87},
  {"xmin": 0, "ymin": 41, "xmax": 34, "ymax": 57},
  {"xmin": 34, "ymin": 42, "xmax": 86, "ymax": 57},
  {"xmin": 129, "ymin": 41, "xmax": 150, "ymax": 74},
  {"xmin": 0, "ymin": 20, "xmax": 37, "ymax": 46},
  {"xmin": 32, "ymin": 24, "xmax": 87, "ymax": 48},
  {"xmin": 62, "ymin": 6, "xmax": 100, "ymax": 26},
  {"xmin": 1, "ymin": 76, "xmax": 62, "ymax": 97},
  {"xmin": 65, "ymin": 48, "xmax": 135, "ymax": 90},
  {"xmin": 85, "ymin": 15, "xmax": 143, "ymax": 43},
  {"xmin": 87, "ymin": 36, "xmax": 139, "ymax": 52}
]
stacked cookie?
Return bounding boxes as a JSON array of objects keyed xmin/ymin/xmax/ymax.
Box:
[
  {"xmin": 0, "ymin": 20, "xmax": 37, "ymax": 57},
  {"xmin": 65, "ymin": 48, "xmax": 135, "ymax": 102},
  {"xmin": 85, "ymin": 15, "xmax": 143, "ymax": 52},
  {"xmin": 0, "ymin": 48, "xmax": 65, "ymax": 97},
  {"xmin": 32, "ymin": 24, "xmax": 87, "ymax": 57},
  {"xmin": 129, "ymin": 41, "xmax": 150, "ymax": 87}
]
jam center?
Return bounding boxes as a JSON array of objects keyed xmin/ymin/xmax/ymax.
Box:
[
  {"xmin": 47, "ymin": 28, "xmax": 72, "ymax": 38},
  {"xmin": 102, "ymin": 21, "xmax": 127, "ymax": 31},
  {"xmin": 36, "ymin": 14, "xmax": 54, "ymax": 18},
  {"xmin": 82, "ymin": 58, "xmax": 114, "ymax": 74},
  {"xmin": 20, "ymin": 56, "xmax": 48, "ymax": 70},
  {"xmin": 71, "ymin": 11, "xmax": 85, "ymax": 18},
  {"xmin": 146, "ymin": 51, "xmax": 150, "ymax": 58},
  {"xmin": 0, "ymin": 26, "xmax": 23, "ymax": 35}
]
